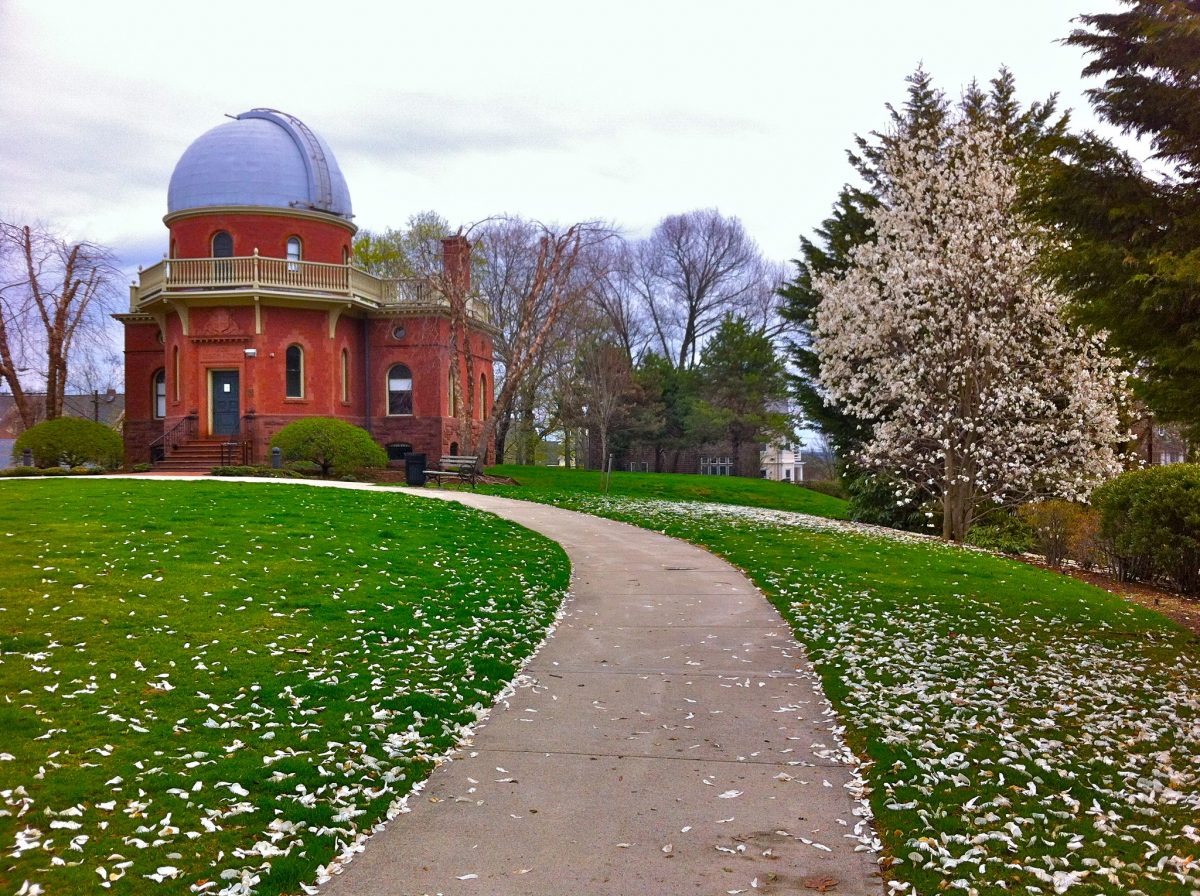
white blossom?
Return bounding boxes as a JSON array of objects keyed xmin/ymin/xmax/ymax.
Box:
[{"xmin": 813, "ymin": 119, "xmax": 1127, "ymax": 539}]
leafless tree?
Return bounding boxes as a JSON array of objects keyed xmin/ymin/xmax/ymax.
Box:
[
  {"xmin": 802, "ymin": 431, "xmax": 839, "ymax": 482},
  {"xmin": 0, "ymin": 221, "xmax": 119, "ymax": 428},
  {"xmin": 574, "ymin": 339, "xmax": 636, "ymax": 468},
  {"xmin": 430, "ymin": 217, "xmax": 618, "ymax": 461},
  {"xmin": 582, "ymin": 241, "xmax": 651, "ymax": 363},
  {"xmin": 627, "ymin": 209, "xmax": 772, "ymax": 369}
]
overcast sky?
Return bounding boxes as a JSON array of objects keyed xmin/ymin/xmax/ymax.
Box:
[{"xmin": 2, "ymin": 0, "xmax": 1127, "ymax": 277}]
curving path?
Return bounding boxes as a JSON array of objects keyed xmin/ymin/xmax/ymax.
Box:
[
  {"xmin": 104, "ymin": 476, "xmax": 880, "ymax": 893},
  {"xmin": 320, "ymin": 487, "xmax": 881, "ymax": 896}
]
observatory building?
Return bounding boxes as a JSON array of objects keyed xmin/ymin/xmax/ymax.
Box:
[{"xmin": 116, "ymin": 108, "xmax": 494, "ymax": 470}]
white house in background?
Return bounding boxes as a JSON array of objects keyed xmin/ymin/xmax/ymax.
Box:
[{"xmin": 760, "ymin": 441, "xmax": 804, "ymax": 483}]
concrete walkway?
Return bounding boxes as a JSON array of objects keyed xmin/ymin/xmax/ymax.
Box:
[{"xmin": 320, "ymin": 489, "xmax": 881, "ymax": 896}]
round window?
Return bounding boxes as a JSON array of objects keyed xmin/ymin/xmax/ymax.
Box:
[{"xmin": 391, "ymin": 326, "xmax": 406, "ymax": 340}]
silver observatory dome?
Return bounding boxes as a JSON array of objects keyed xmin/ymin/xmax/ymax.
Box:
[{"xmin": 166, "ymin": 108, "xmax": 353, "ymax": 219}]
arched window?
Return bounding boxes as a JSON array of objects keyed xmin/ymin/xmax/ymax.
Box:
[
  {"xmin": 448, "ymin": 365, "xmax": 459, "ymax": 416},
  {"xmin": 478, "ymin": 373, "xmax": 488, "ymax": 420},
  {"xmin": 212, "ymin": 231, "xmax": 233, "ymax": 258},
  {"xmin": 286, "ymin": 236, "xmax": 302, "ymax": 272},
  {"xmin": 285, "ymin": 344, "xmax": 304, "ymax": 398},
  {"xmin": 342, "ymin": 246, "xmax": 351, "ymax": 265},
  {"xmin": 341, "ymin": 348, "xmax": 350, "ymax": 403},
  {"xmin": 153, "ymin": 369, "xmax": 166, "ymax": 419},
  {"xmin": 172, "ymin": 346, "xmax": 180, "ymax": 401},
  {"xmin": 387, "ymin": 364, "xmax": 413, "ymax": 415}
]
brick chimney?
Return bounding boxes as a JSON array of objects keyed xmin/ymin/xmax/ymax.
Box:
[{"xmin": 441, "ymin": 235, "xmax": 471, "ymax": 295}]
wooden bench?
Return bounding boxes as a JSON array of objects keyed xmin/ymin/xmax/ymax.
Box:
[{"xmin": 423, "ymin": 455, "xmax": 481, "ymax": 488}]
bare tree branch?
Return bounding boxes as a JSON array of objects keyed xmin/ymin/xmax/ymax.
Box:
[{"xmin": 0, "ymin": 221, "xmax": 119, "ymax": 426}]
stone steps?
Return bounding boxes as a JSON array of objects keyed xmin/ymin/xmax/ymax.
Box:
[{"xmin": 153, "ymin": 438, "xmax": 242, "ymax": 472}]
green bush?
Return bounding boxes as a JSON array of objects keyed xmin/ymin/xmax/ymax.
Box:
[
  {"xmin": 13, "ymin": 418, "xmax": 123, "ymax": 469},
  {"xmin": 269, "ymin": 418, "xmax": 387, "ymax": 478},
  {"xmin": 846, "ymin": 470, "xmax": 932, "ymax": 532},
  {"xmin": 965, "ymin": 512, "xmax": 1036, "ymax": 554},
  {"xmin": 1092, "ymin": 465, "xmax": 1200, "ymax": 593}
]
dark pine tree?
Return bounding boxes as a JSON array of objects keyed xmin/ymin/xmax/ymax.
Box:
[
  {"xmin": 1039, "ymin": 1, "xmax": 1200, "ymax": 436},
  {"xmin": 696, "ymin": 316, "xmax": 790, "ymax": 478}
]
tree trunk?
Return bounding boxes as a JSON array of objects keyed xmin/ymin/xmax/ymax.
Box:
[{"xmin": 494, "ymin": 412, "xmax": 512, "ymax": 464}]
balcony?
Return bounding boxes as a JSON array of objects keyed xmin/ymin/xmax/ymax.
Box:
[{"xmin": 129, "ymin": 254, "xmax": 490, "ymax": 322}]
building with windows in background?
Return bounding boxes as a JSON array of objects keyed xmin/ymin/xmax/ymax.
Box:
[{"xmin": 759, "ymin": 441, "xmax": 804, "ymax": 483}]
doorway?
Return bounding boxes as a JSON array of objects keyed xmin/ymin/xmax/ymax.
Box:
[{"xmin": 211, "ymin": 370, "xmax": 240, "ymax": 436}]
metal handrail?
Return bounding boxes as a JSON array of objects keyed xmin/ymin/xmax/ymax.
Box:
[{"xmin": 148, "ymin": 413, "xmax": 197, "ymax": 460}]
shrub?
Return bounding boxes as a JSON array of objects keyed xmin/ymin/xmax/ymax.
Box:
[
  {"xmin": 846, "ymin": 470, "xmax": 931, "ymax": 532},
  {"xmin": 269, "ymin": 418, "xmax": 387, "ymax": 478},
  {"xmin": 1017, "ymin": 500, "xmax": 1084, "ymax": 567},
  {"xmin": 0, "ymin": 466, "xmax": 41, "ymax": 478},
  {"xmin": 1069, "ymin": 506, "xmax": 1104, "ymax": 571},
  {"xmin": 1091, "ymin": 465, "xmax": 1200, "ymax": 594},
  {"xmin": 14, "ymin": 418, "xmax": 122, "ymax": 469},
  {"xmin": 965, "ymin": 512, "xmax": 1035, "ymax": 554}
]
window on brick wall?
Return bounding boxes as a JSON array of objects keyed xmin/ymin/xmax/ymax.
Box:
[
  {"xmin": 286, "ymin": 236, "xmax": 302, "ymax": 272},
  {"xmin": 285, "ymin": 345, "xmax": 304, "ymax": 398},
  {"xmin": 153, "ymin": 369, "xmax": 166, "ymax": 419},
  {"xmin": 387, "ymin": 364, "xmax": 413, "ymax": 415},
  {"xmin": 699, "ymin": 455, "xmax": 732, "ymax": 476}
]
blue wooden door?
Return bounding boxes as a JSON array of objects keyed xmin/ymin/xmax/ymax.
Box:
[{"xmin": 211, "ymin": 371, "xmax": 240, "ymax": 435}]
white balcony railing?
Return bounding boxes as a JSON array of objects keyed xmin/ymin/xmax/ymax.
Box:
[{"xmin": 131, "ymin": 254, "xmax": 489, "ymax": 321}]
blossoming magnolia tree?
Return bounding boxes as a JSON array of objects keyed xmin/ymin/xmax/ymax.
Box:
[{"xmin": 813, "ymin": 119, "xmax": 1127, "ymax": 541}]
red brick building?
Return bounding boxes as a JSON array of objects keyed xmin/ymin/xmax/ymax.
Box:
[{"xmin": 115, "ymin": 108, "xmax": 495, "ymax": 470}]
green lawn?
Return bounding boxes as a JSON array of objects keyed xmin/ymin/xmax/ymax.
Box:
[
  {"xmin": 0, "ymin": 480, "xmax": 569, "ymax": 895},
  {"xmin": 487, "ymin": 463, "xmax": 849, "ymax": 517},
  {"xmin": 478, "ymin": 469, "xmax": 1200, "ymax": 896}
]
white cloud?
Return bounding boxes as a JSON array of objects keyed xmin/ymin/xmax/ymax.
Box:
[{"xmin": 2, "ymin": 0, "xmax": 1129, "ymax": 267}]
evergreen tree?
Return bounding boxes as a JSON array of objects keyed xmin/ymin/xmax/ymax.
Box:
[
  {"xmin": 696, "ymin": 316, "xmax": 791, "ymax": 478},
  {"xmin": 1039, "ymin": 1, "xmax": 1200, "ymax": 435},
  {"xmin": 624, "ymin": 353, "xmax": 699, "ymax": 472}
]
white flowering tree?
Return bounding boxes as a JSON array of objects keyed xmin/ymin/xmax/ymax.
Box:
[{"xmin": 813, "ymin": 120, "xmax": 1127, "ymax": 541}]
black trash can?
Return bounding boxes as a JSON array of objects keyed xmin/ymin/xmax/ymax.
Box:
[{"xmin": 405, "ymin": 453, "xmax": 427, "ymax": 487}]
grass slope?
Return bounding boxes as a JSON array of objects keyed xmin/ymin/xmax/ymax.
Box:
[
  {"xmin": 0, "ymin": 480, "xmax": 569, "ymax": 895},
  {"xmin": 478, "ymin": 470, "xmax": 1200, "ymax": 896},
  {"xmin": 486, "ymin": 463, "xmax": 848, "ymax": 518}
]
